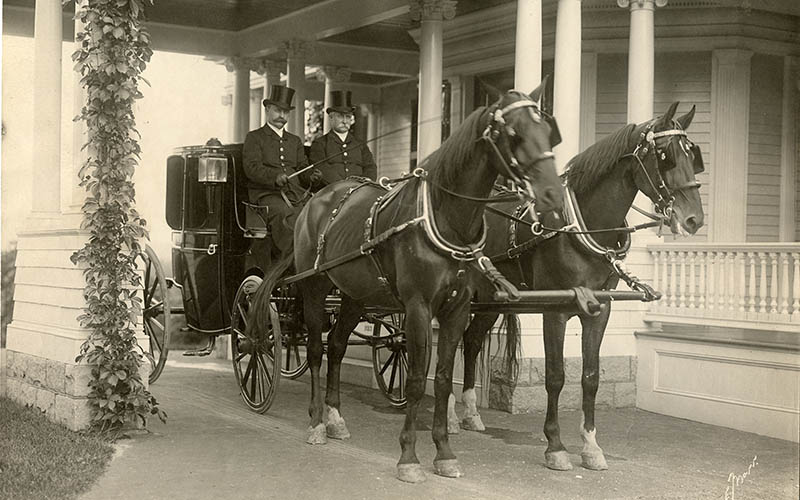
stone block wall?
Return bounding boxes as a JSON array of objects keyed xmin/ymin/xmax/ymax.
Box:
[
  {"xmin": 488, "ymin": 355, "xmax": 637, "ymax": 413},
  {"xmin": 5, "ymin": 350, "xmax": 93, "ymax": 431}
]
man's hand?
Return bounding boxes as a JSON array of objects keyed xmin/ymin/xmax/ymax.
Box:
[
  {"xmin": 310, "ymin": 169, "xmax": 323, "ymax": 185},
  {"xmin": 275, "ymin": 174, "xmax": 289, "ymax": 187}
]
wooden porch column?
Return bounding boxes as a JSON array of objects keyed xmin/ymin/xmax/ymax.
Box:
[
  {"xmin": 226, "ymin": 57, "xmax": 251, "ymax": 142},
  {"xmin": 410, "ymin": 0, "xmax": 457, "ymax": 162},
  {"xmin": 552, "ymin": 0, "xmax": 581, "ymax": 175},
  {"xmin": 31, "ymin": 0, "xmax": 62, "ymax": 215},
  {"xmin": 779, "ymin": 56, "xmax": 798, "ymax": 241},
  {"xmin": 514, "ymin": 0, "xmax": 542, "ymax": 91},
  {"xmin": 258, "ymin": 58, "xmax": 284, "ymax": 104},
  {"xmin": 316, "ymin": 66, "xmax": 351, "ymax": 133},
  {"xmin": 711, "ymin": 49, "xmax": 752, "ymax": 242},
  {"xmin": 249, "ymin": 88, "xmax": 262, "ymax": 130},
  {"xmin": 285, "ymin": 40, "xmax": 310, "ymax": 138}
]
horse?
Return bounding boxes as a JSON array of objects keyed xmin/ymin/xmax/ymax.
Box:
[
  {"xmin": 453, "ymin": 101, "xmax": 705, "ymax": 472},
  {"xmin": 248, "ymin": 87, "xmax": 564, "ymax": 483}
]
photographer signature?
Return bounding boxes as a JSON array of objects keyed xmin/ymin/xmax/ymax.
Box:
[{"xmin": 724, "ymin": 455, "xmax": 758, "ymax": 500}]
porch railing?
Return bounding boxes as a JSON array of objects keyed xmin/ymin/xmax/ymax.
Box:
[{"xmin": 646, "ymin": 243, "xmax": 800, "ymax": 332}]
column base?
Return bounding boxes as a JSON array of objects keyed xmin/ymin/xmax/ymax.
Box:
[{"xmin": 489, "ymin": 355, "xmax": 637, "ymax": 413}]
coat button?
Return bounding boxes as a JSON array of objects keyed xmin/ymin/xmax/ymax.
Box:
[
  {"xmin": 280, "ymin": 147, "xmax": 284, "ymax": 152},
  {"xmin": 342, "ymin": 143, "xmax": 346, "ymax": 148},
  {"xmin": 280, "ymin": 155, "xmax": 284, "ymax": 160},
  {"xmin": 343, "ymin": 152, "xmax": 348, "ymax": 157}
]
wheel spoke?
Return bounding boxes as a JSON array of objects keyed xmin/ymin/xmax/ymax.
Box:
[
  {"xmin": 237, "ymin": 303, "xmax": 249, "ymax": 329},
  {"xmin": 379, "ymin": 350, "xmax": 395, "ymax": 376},
  {"xmin": 293, "ymin": 346, "xmax": 301, "ymax": 367},
  {"xmin": 387, "ymin": 353, "xmax": 398, "ymax": 395},
  {"xmin": 242, "ymin": 354, "xmax": 255, "ymax": 387},
  {"xmin": 249, "ymin": 355, "xmax": 259, "ymax": 401}
]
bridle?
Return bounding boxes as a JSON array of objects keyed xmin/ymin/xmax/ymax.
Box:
[
  {"xmin": 479, "ymin": 92, "xmax": 561, "ymax": 201},
  {"xmin": 624, "ymin": 121, "xmax": 702, "ymax": 218}
]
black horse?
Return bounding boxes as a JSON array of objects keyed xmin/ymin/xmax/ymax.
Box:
[
  {"xmin": 249, "ymin": 88, "xmax": 564, "ymax": 483},
  {"xmin": 454, "ymin": 102, "xmax": 705, "ymax": 471}
]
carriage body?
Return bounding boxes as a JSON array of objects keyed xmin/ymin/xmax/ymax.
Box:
[{"xmin": 164, "ymin": 142, "xmax": 263, "ymax": 334}]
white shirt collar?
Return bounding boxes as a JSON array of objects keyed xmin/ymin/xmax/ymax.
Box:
[
  {"xmin": 267, "ymin": 122, "xmax": 284, "ymax": 138},
  {"xmin": 334, "ymin": 130, "xmax": 348, "ymax": 143}
]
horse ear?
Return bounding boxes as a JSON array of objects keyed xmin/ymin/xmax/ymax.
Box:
[
  {"xmin": 676, "ymin": 104, "xmax": 696, "ymax": 130},
  {"xmin": 661, "ymin": 101, "xmax": 679, "ymax": 123},
  {"xmin": 528, "ymin": 74, "xmax": 550, "ymax": 104}
]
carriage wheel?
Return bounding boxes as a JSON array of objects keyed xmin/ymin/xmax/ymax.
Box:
[
  {"xmin": 137, "ymin": 245, "xmax": 171, "ymax": 384},
  {"xmin": 231, "ymin": 275, "xmax": 281, "ymax": 413},
  {"xmin": 273, "ymin": 284, "xmax": 309, "ymax": 379},
  {"xmin": 370, "ymin": 313, "xmax": 431, "ymax": 409}
]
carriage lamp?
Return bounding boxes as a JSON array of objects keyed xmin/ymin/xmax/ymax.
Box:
[{"xmin": 198, "ymin": 138, "xmax": 228, "ymax": 183}]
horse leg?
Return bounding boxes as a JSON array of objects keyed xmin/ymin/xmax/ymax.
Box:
[
  {"xmin": 543, "ymin": 312, "xmax": 572, "ymax": 470},
  {"xmin": 432, "ymin": 299, "xmax": 470, "ymax": 478},
  {"xmin": 300, "ymin": 277, "xmax": 332, "ymax": 445},
  {"xmin": 324, "ymin": 294, "xmax": 364, "ymax": 440},
  {"xmin": 396, "ymin": 298, "xmax": 432, "ymax": 483},
  {"xmin": 579, "ymin": 308, "xmax": 611, "ymax": 471},
  {"xmin": 459, "ymin": 313, "xmax": 497, "ymax": 432}
]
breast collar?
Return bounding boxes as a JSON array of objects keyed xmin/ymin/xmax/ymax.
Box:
[{"xmin": 561, "ymin": 184, "xmax": 631, "ymax": 259}]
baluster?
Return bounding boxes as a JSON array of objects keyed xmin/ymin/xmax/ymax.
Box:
[
  {"xmin": 661, "ymin": 250, "xmax": 669, "ymax": 311},
  {"xmin": 688, "ymin": 252, "xmax": 696, "ymax": 309},
  {"xmin": 727, "ymin": 252, "xmax": 736, "ymax": 311},
  {"xmin": 651, "ymin": 250, "xmax": 660, "ymax": 310},
  {"xmin": 758, "ymin": 252, "xmax": 768, "ymax": 313},
  {"xmin": 678, "ymin": 251, "xmax": 686, "ymax": 308},
  {"xmin": 770, "ymin": 252, "xmax": 779, "ymax": 314},
  {"xmin": 698, "ymin": 251, "xmax": 706, "ymax": 310},
  {"xmin": 718, "ymin": 251, "xmax": 727, "ymax": 310},
  {"xmin": 708, "ymin": 251, "xmax": 716, "ymax": 312},
  {"xmin": 792, "ymin": 252, "xmax": 800, "ymax": 317},
  {"xmin": 669, "ymin": 251, "xmax": 678, "ymax": 309},
  {"xmin": 737, "ymin": 252, "xmax": 746, "ymax": 312},
  {"xmin": 747, "ymin": 252, "xmax": 757, "ymax": 313},
  {"xmin": 779, "ymin": 252, "xmax": 790, "ymax": 315}
]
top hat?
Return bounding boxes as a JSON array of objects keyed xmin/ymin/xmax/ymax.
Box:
[
  {"xmin": 326, "ymin": 90, "xmax": 356, "ymax": 114},
  {"xmin": 262, "ymin": 85, "xmax": 296, "ymax": 111}
]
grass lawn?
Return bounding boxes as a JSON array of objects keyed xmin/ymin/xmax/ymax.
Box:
[{"xmin": 0, "ymin": 397, "xmax": 114, "ymax": 500}]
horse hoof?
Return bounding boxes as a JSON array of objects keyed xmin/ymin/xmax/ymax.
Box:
[
  {"xmin": 448, "ymin": 419, "xmax": 460, "ymax": 435},
  {"xmin": 326, "ymin": 421, "xmax": 351, "ymax": 440},
  {"xmin": 397, "ymin": 463, "xmax": 427, "ymax": 483},
  {"xmin": 581, "ymin": 451, "xmax": 608, "ymax": 471},
  {"xmin": 306, "ymin": 424, "xmax": 327, "ymax": 445},
  {"xmin": 545, "ymin": 450, "xmax": 573, "ymax": 471},
  {"xmin": 461, "ymin": 414, "xmax": 485, "ymax": 432},
  {"xmin": 434, "ymin": 459, "xmax": 463, "ymax": 478}
]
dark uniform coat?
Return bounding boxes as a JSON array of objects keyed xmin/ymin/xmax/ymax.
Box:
[
  {"xmin": 308, "ymin": 131, "xmax": 377, "ymax": 185},
  {"xmin": 242, "ymin": 124, "xmax": 309, "ymax": 256}
]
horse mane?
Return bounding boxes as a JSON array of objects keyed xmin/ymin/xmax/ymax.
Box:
[
  {"xmin": 565, "ymin": 122, "xmax": 640, "ymax": 194},
  {"xmin": 423, "ymin": 105, "xmax": 488, "ymax": 187}
]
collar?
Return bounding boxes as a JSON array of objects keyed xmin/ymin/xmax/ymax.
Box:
[
  {"xmin": 267, "ymin": 122, "xmax": 284, "ymax": 138},
  {"xmin": 333, "ymin": 130, "xmax": 349, "ymax": 143}
]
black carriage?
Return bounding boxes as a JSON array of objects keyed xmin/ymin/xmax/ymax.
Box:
[{"xmin": 139, "ymin": 140, "xmax": 411, "ymax": 410}]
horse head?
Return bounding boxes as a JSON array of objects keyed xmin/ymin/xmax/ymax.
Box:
[
  {"xmin": 631, "ymin": 101, "xmax": 705, "ymax": 236},
  {"xmin": 486, "ymin": 86, "xmax": 564, "ymax": 214}
]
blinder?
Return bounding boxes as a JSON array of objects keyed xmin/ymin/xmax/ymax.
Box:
[
  {"xmin": 543, "ymin": 112, "xmax": 561, "ymax": 148},
  {"xmin": 689, "ymin": 144, "xmax": 704, "ymax": 174}
]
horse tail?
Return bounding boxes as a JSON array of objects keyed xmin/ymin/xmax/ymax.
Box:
[
  {"xmin": 246, "ymin": 254, "xmax": 294, "ymax": 339},
  {"xmin": 501, "ymin": 313, "xmax": 521, "ymax": 381}
]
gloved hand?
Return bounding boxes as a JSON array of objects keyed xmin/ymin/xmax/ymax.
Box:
[
  {"xmin": 310, "ymin": 169, "xmax": 323, "ymax": 185},
  {"xmin": 275, "ymin": 173, "xmax": 289, "ymax": 187}
]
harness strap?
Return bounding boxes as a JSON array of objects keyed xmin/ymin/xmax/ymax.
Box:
[
  {"xmin": 473, "ymin": 249, "xmax": 521, "ymax": 301},
  {"xmin": 314, "ymin": 183, "xmax": 374, "ymax": 270}
]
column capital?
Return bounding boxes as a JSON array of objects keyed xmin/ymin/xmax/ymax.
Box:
[
  {"xmin": 617, "ymin": 0, "xmax": 667, "ymax": 9},
  {"xmin": 221, "ymin": 94, "xmax": 232, "ymax": 106},
  {"xmin": 224, "ymin": 56, "xmax": 256, "ymax": 73},
  {"xmin": 254, "ymin": 58, "xmax": 284, "ymax": 78},
  {"xmin": 250, "ymin": 88, "xmax": 263, "ymax": 101},
  {"xmin": 713, "ymin": 48, "xmax": 754, "ymax": 65},
  {"xmin": 282, "ymin": 39, "xmax": 313, "ymax": 59},
  {"xmin": 409, "ymin": 0, "xmax": 457, "ymax": 21},
  {"xmin": 316, "ymin": 66, "xmax": 351, "ymax": 83}
]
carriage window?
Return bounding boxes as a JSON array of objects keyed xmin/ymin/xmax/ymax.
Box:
[
  {"xmin": 166, "ymin": 156, "xmax": 184, "ymax": 230},
  {"xmin": 183, "ymin": 158, "xmax": 215, "ymax": 229}
]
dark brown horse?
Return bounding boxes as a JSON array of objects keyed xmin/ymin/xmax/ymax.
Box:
[
  {"xmin": 454, "ymin": 102, "xmax": 705, "ymax": 471},
  {"xmin": 249, "ymin": 88, "xmax": 563, "ymax": 483}
]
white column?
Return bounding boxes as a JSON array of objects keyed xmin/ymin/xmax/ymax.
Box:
[
  {"xmin": 514, "ymin": 0, "xmax": 542, "ymax": 91},
  {"xmin": 619, "ymin": 0, "xmax": 666, "ymax": 123},
  {"xmin": 410, "ymin": 0, "xmax": 457, "ymax": 162},
  {"xmin": 779, "ymin": 56, "xmax": 797, "ymax": 241},
  {"xmin": 70, "ymin": 16, "xmax": 88, "ymax": 214},
  {"xmin": 32, "ymin": 0, "xmax": 63, "ymax": 215},
  {"xmin": 222, "ymin": 94, "xmax": 233, "ymax": 143},
  {"xmin": 316, "ymin": 66, "xmax": 351, "ymax": 133},
  {"xmin": 226, "ymin": 58, "xmax": 251, "ymax": 142},
  {"xmin": 284, "ymin": 40, "xmax": 310, "ymax": 138},
  {"xmin": 579, "ymin": 52, "xmax": 597, "ymax": 152},
  {"xmin": 552, "ymin": 0, "xmax": 581, "ymax": 175},
  {"xmin": 258, "ymin": 58, "xmax": 284, "ymax": 101},
  {"xmin": 363, "ymin": 103, "xmax": 380, "ymax": 160},
  {"xmin": 711, "ymin": 49, "xmax": 752, "ymax": 242},
  {"xmin": 249, "ymin": 88, "xmax": 262, "ymax": 130}
]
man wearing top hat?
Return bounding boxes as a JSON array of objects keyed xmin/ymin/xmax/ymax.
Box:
[
  {"xmin": 309, "ymin": 90, "xmax": 377, "ymax": 187},
  {"xmin": 243, "ymin": 84, "xmax": 323, "ymax": 259}
]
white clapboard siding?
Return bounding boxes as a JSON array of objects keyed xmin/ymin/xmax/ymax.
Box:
[
  {"xmin": 377, "ymin": 82, "xmax": 415, "ymax": 181},
  {"xmin": 747, "ymin": 54, "xmax": 783, "ymax": 242}
]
